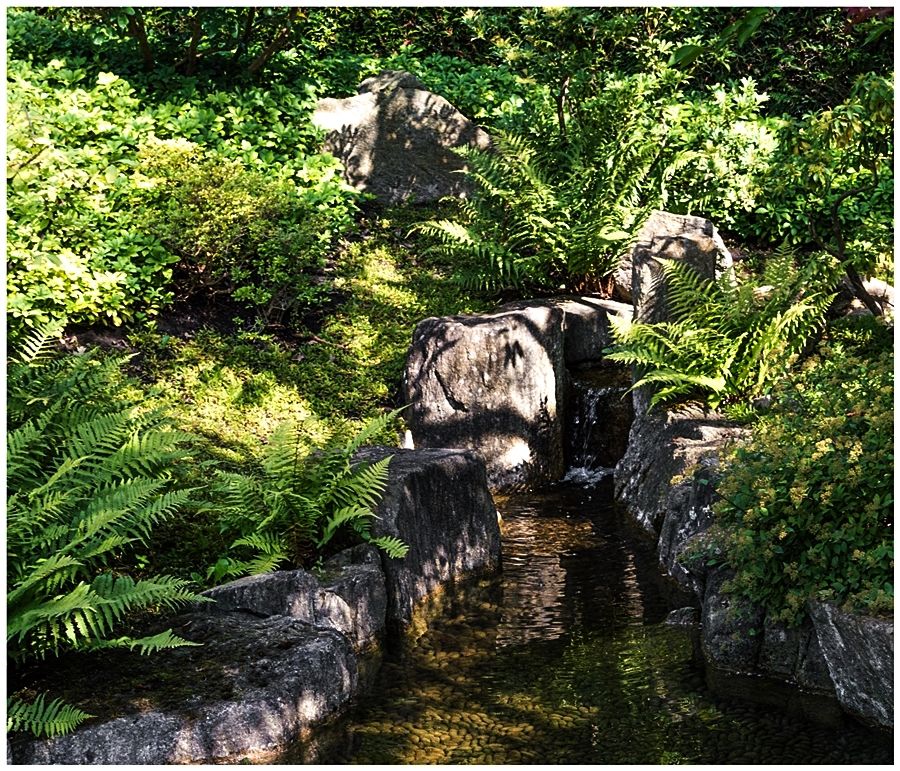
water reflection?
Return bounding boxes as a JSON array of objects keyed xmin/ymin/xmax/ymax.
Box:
[{"xmin": 315, "ymin": 479, "xmax": 893, "ymax": 765}]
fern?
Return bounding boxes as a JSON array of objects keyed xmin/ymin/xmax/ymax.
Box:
[
  {"xmin": 607, "ymin": 244, "xmax": 839, "ymax": 409},
  {"xmin": 7, "ymin": 324, "xmax": 205, "ymax": 738},
  {"xmin": 7, "ymin": 695, "xmax": 94, "ymax": 739},
  {"xmin": 419, "ymin": 75, "xmax": 688, "ymax": 294},
  {"xmin": 211, "ymin": 410, "xmax": 406, "ymax": 581}
]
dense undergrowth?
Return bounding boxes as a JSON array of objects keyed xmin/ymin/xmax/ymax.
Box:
[{"xmin": 6, "ymin": 6, "xmax": 894, "ymax": 740}]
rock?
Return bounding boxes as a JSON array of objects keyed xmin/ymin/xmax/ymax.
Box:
[
  {"xmin": 621, "ymin": 211, "xmax": 733, "ymax": 416},
  {"xmin": 198, "ymin": 544, "xmax": 387, "ymax": 652},
  {"xmin": 12, "ymin": 615, "xmax": 357, "ymax": 765},
  {"xmin": 356, "ymin": 447, "xmax": 501, "ymax": 632},
  {"xmin": 548, "ymin": 296, "xmax": 632, "ymax": 366},
  {"xmin": 808, "ymin": 601, "xmax": 894, "ymax": 729},
  {"xmin": 701, "ymin": 565, "xmax": 765, "ymax": 672},
  {"xmin": 311, "ymin": 70, "xmax": 491, "ymax": 207},
  {"xmin": 317, "ymin": 544, "xmax": 389, "ymax": 651},
  {"xmin": 200, "ymin": 569, "xmax": 320, "ymax": 620},
  {"xmin": 619, "ymin": 210, "xmax": 733, "ymax": 315},
  {"xmin": 402, "ymin": 304, "xmax": 567, "ymax": 490},
  {"xmin": 665, "ymin": 607, "xmax": 700, "ymax": 627},
  {"xmin": 613, "ymin": 404, "xmax": 746, "ymax": 539}
]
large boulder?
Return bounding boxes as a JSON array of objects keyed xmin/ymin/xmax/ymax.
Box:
[
  {"xmin": 357, "ymin": 447, "xmax": 501, "ymax": 632},
  {"xmin": 617, "ymin": 210, "xmax": 733, "ymax": 316},
  {"xmin": 11, "ymin": 615, "xmax": 357, "ymax": 765},
  {"xmin": 311, "ymin": 70, "xmax": 491, "ymax": 207},
  {"xmin": 808, "ymin": 601, "xmax": 894, "ymax": 729},
  {"xmin": 402, "ymin": 304, "xmax": 568, "ymax": 490},
  {"xmin": 613, "ymin": 404, "xmax": 746, "ymax": 539}
]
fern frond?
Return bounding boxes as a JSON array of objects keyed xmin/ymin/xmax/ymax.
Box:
[
  {"xmin": 370, "ymin": 536, "xmax": 409, "ymax": 560},
  {"xmin": 7, "ymin": 694, "xmax": 93, "ymax": 738},
  {"xmin": 89, "ymin": 628, "xmax": 203, "ymax": 655}
]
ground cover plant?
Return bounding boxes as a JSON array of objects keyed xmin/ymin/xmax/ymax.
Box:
[{"xmin": 6, "ymin": 5, "xmax": 893, "ymax": 744}]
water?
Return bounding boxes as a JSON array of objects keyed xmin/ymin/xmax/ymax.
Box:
[
  {"xmin": 565, "ymin": 365, "xmax": 634, "ymax": 472},
  {"xmin": 320, "ymin": 478, "xmax": 893, "ymax": 765}
]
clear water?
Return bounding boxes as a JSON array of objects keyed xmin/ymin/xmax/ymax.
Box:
[{"xmin": 322, "ymin": 477, "xmax": 893, "ymax": 765}]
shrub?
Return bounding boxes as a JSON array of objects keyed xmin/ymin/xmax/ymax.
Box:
[
  {"xmin": 137, "ymin": 139, "xmax": 356, "ymax": 323},
  {"xmin": 7, "ymin": 325, "xmax": 206, "ymax": 737},
  {"xmin": 712, "ymin": 315, "xmax": 893, "ymax": 624}
]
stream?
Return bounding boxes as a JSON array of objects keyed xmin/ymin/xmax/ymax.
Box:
[{"xmin": 320, "ymin": 474, "xmax": 892, "ymax": 765}]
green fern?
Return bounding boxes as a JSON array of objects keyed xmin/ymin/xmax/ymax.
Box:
[
  {"xmin": 418, "ymin": 76, "xmax": 688, "ymax": 293},
  {"xmin": 7, "ymin": 695, "xmax": 94, "ymax": 739},
  {"xmin": 7, "ymin": 324, "xmax": 206, "ymax": 738},
  {"xmin": 606, "ymin": 244, "xmax": 840, "ymax": 409},
  {"xmin": 211, "ymin": 410, "xmax": 405, "ymax": 580}
]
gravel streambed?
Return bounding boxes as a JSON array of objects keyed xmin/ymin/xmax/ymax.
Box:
[{"xmin": 316, "ymin": 478, "xmax": 892, "ymax": 764}]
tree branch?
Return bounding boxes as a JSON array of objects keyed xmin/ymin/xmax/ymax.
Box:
[
  {"xmin": 246, "ymin": 8, "xmax": 298, "ymax": 75},
  {"xmin": 231, "ymin": 7, "xmax": 257, "ymax": 65}
]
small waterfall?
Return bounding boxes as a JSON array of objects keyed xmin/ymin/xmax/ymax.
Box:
[{"xmin": 565, "ymin": 365, "xmax": 634, "ymax": 479}]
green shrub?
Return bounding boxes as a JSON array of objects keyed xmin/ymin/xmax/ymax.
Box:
[
  {"xmin": 137, "ymin": 138, "xmax": 356, "ymax": 322},
  {"xmin": 205, "ymin": 410, "xmax": 408, "ymax": 585},
  {"xmin": 605, "ymin": 245, "xmax": 839, "ymax": 409},
  {"xmin": 712, "ymin": 315, "xmax": 893, "ymax": 624},
  {"xmin": 7, "ymin": 325, "xmax": 206, "ymax": 737}
]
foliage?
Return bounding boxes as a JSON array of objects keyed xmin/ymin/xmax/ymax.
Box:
[
  {"xmin": 712, "ymin": 315, "xmax": 893, "ymax": 624},
  {"xmin": 419, "ymin": 74, "xmax": 683, "ymax": 292},
  {"xmin": 6, "ymin": 16, "xmax": 360, "ymax": 343},
  {"xmin": 206, "ymin": 410, "xmax": 408, "ymax": 583},
  {"xmin": 137, "ymin": 138, "xmax": 356, "ymax": 322},
  {"xmin": 663, "ymin": 78, "xmax": 782, "ymax": 229},
  {"xmin": 7, "ymin": 324, "xmax": 206, "ymax": 737},
  {"xmin": 605, "ymin": 245, "xmax": 839, "ymax": 409}
]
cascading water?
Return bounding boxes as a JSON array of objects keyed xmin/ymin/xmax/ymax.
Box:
[{"xmin": 564, "ymin": 364, "xmax": 634, "ymax": 481}]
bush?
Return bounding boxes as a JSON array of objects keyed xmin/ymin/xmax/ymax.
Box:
[
  {"xmin": 138, "ymin": 139, "xmax": 357, "ymax": 322},
  {"xmin": 712, "ymin": 315, "xmax": 894, "ymax": 624}
]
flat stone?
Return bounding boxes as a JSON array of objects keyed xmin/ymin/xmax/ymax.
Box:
[{"xmin": 11, "ymin": 615, "xmax": 357, "ymax": 765}]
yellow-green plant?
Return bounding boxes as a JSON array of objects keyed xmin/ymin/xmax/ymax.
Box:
[
  {"xmin": 605, "ymin": 244, "xmax": 839, "ymax": 409},
  {"xmin": 7, "ymin": 325, "xmax": 206, "ymax": 738},
  {"xmin": 712, "ymin": 316, "xmax": 893, "ymax": 624}
]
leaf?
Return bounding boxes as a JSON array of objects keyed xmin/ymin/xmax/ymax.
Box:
[{"xmin": 669, "ymin": 44, "xmax": 707, "ymax": 68}]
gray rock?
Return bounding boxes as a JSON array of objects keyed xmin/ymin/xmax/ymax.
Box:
[
  {"xmin": 808, "ymin": 601, "xmax": 894, "ymax": 729},
  {"xmin": 518, "ymin": 296, "xmax": 632, "ymax": 366},
  {"xmin": 701, "ymin": 565, "xmax": 765, "ymax": 672},
  {"xmin": 200, "ymin": 568, "xmax": 320, "ymax": 620},
  {"xmin": 311, "ymin": 70, "xmax": 491, "ymax": 207},
  {"xmin": 613, "ymin": 404, "xmax": 746, "ymax": 537},
  {"xmin": 317, "ymin": 544, "xmax": 388, "ymax": 651},
  {"xmin": 402, "ymin": 304, "xmax": 567, "ymax": 490},
  {"xmin": 357, "ymin": 447, "xmax": 501, "ymax": 631},
  {"xmin": 665, "ymin": 606, "xmax": 700, "ymax": 627},
  {"xmin": 621, "ymin": 210, "xmax": 733, "ymax": 317},
  {"xmin": 357, "ymin": 70, "xmax": 427, "ymax": 95},
  {"xmin": 12, "ymin": 615, "xmax": 357, "ymax": 765}
]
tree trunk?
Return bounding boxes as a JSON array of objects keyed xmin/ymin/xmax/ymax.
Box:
[
  {"xmin": 184, "ymin": 10, "xmax": 203, "ymax": 77},
  {"xmin": 127, "ymin": 11, "xmax": 154, "ymax": 72}
]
